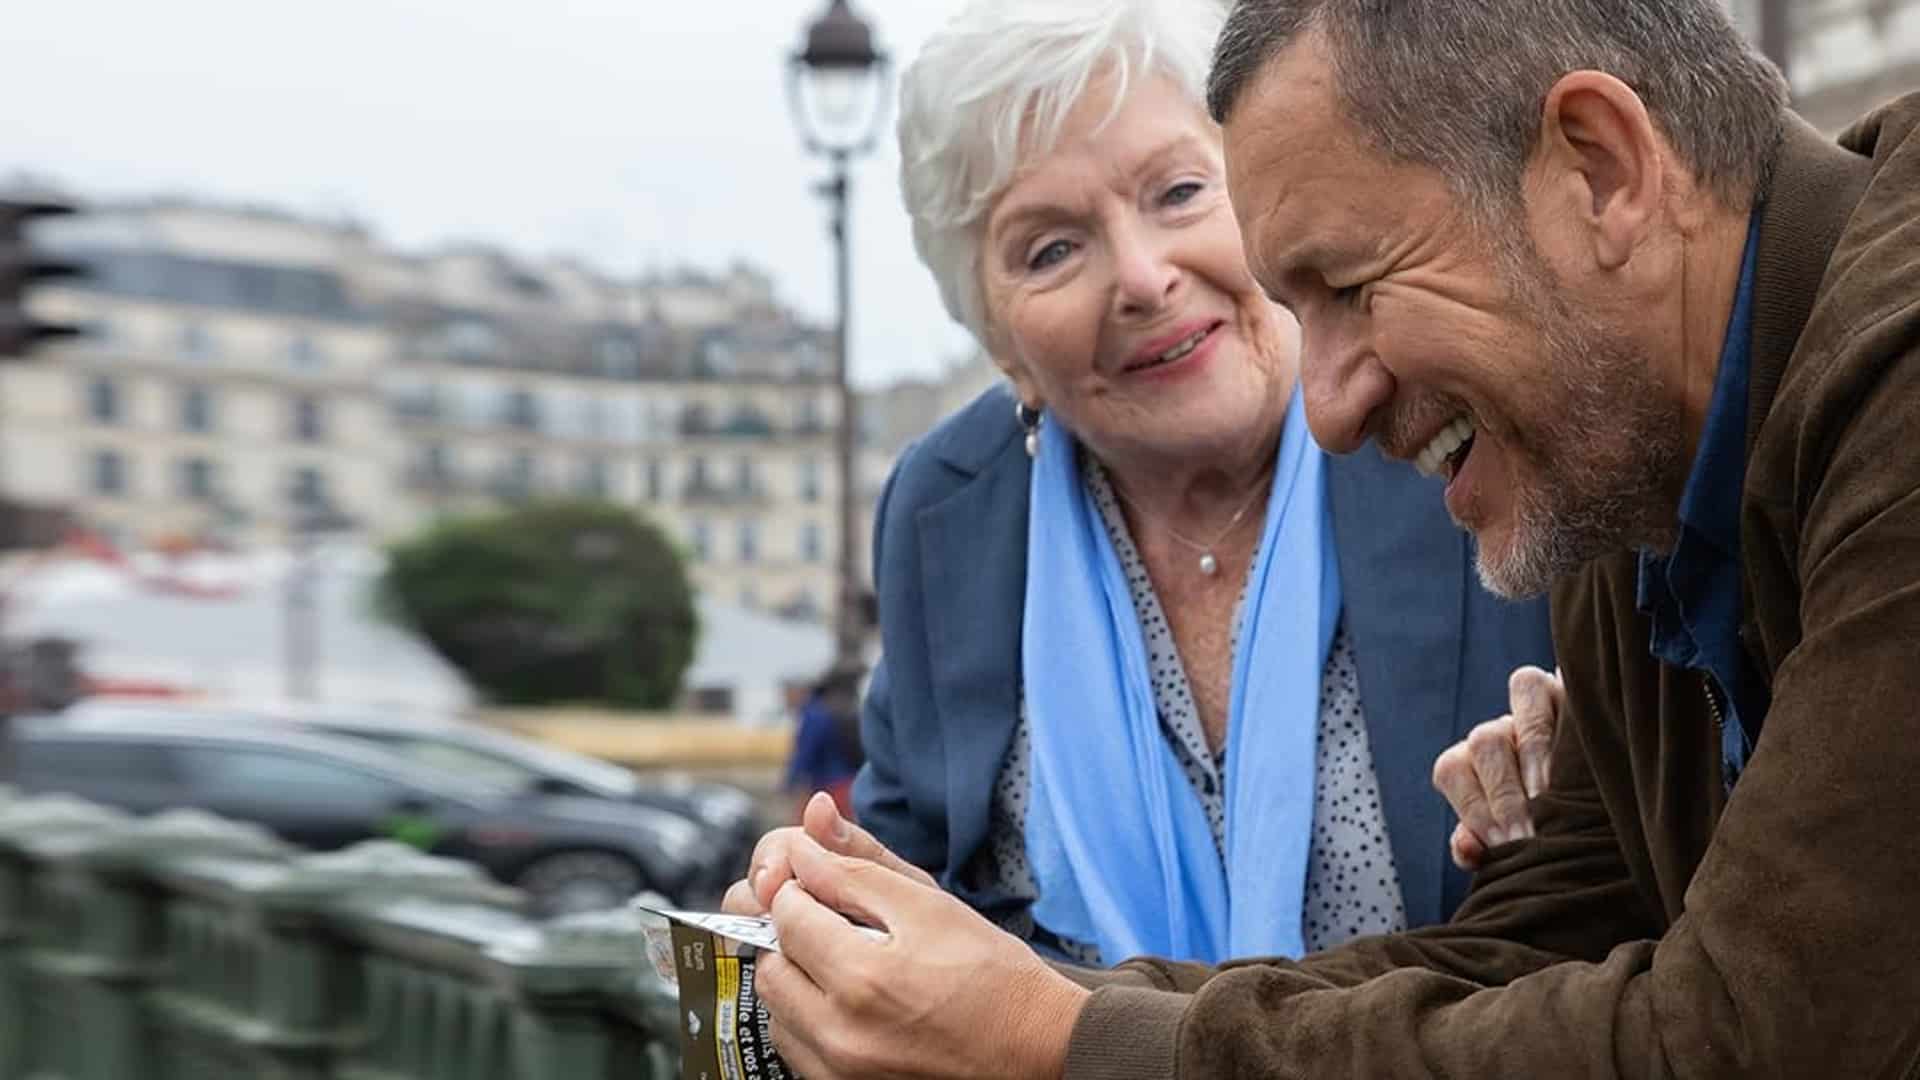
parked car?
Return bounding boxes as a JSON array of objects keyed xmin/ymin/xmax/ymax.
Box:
[
  {"xmin": 12, "ymin": 713, "xmax": 714, "ymax": 916},
  {"xmin": 56, "ymin": 699, "xmax": 764, "ymax": 893},
  {"xmin": 271, "ymin": 707, "xmax": 764, "ymax": 875}
]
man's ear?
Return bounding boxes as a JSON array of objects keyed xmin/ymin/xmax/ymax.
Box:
[{"xmin": 1532, "ymin": 71, "xmax": 1665, "ymax": 271}]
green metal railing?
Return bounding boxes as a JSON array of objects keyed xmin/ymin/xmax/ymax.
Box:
[{"xmin": 0, "ymin": 792, "xmax": 682, "ymax": 1080}]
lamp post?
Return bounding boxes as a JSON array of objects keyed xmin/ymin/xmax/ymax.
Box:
[{"xmin": 787, "ymin": 0, "xmax": 889, "ymax": 670}]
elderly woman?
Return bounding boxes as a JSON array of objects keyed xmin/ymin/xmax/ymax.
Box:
[{"xmin": 763, "ymin": 0, "xmax": 1554, "ymax": 969}]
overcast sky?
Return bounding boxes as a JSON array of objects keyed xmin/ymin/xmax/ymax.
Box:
[{"xmin": 0, "ymin": 0, "xmax": 979, "ymax": 389}]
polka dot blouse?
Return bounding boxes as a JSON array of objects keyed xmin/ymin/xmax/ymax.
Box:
[{"xmin": 961, "ymin": 457, "xmax": 1408, "ymax": 962}]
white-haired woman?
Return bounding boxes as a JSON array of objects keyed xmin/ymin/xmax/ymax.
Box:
[{"xmin": 735, "ymin": 0, "xmax": 1554, "ymax": 970}]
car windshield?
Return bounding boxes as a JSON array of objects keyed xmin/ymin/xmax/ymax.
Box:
[
  {"xmin": 376, "ymin": 726, "xmax": 642, "ymax": 798},
  {"xmin": 384, "ymin": 737, "xmax": 549, "ymax": 792}
]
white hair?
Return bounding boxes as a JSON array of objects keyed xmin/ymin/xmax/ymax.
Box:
[{"xmin": 897, "ymin": 0, "xmax": 1225, "ymax": 345}]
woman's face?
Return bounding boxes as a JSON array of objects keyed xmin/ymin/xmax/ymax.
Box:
[{"xmin": 980, "ymin": 72, "xmax": 1298, "ymax": 468}]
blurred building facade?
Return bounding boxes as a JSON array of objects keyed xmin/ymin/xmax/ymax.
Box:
[
  {"xmin": 9, "ymin": 199, "xmax": 851, "ymax": 623},
  {"xmin": 3, "ymin": 204, "xmax": 398, "ymax": 548}
]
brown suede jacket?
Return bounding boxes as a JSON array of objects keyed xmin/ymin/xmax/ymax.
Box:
[{"xmin": 1061, "ymin": 96, "xmax": 1920, "ymax": 1078}]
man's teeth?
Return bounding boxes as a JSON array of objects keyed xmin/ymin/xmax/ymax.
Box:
[
  {"xmin": 1155, "ymin": 329, "xmax": 1208, "ymax": 364},
  {"xmin": 1414, "ymin": 416, "xmax": 1477, "ymax": 479}
]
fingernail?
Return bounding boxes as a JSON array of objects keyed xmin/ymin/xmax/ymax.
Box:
[{"xmin": 831, "ymin": 813, "xmax": 851, "ymax": 843}]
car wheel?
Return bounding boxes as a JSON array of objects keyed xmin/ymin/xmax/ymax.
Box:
[{"xmin": 516, "ymin": 851, "xmax": 647, "ymax": 916}]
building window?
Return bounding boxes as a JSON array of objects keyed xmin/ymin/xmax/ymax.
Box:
[
  {"xmin": 180, "ymin": 323, "xmax": 217, "ymax": 361},
  {"xmin": 689, "ymin": 456, "xmax": 711, "ymax": 492},
  {"xmin": 86, "ymin": 377, "xmax": 122, "ymax": 425},
  {"xmin": 800, "ymin": 521, "xmax": 823, "ymax": 563},
  {"xmin": 738, "ymin": 519, "xmax": 759, "ymax": 564},
  {"xmin": 179, "ymin": 385, "xmax": 215, "ymax": 433},
  {"xmin": 289, "ymin": 466, "xmax": 328, "ymax": 508},
  {"xmin": 689, "ymin": 519, "xmax": 711, "ymax": 562},
  {"xmin": 500, "ymin": 450, "xmax": 536, "ymax": 499},
  {"xmin": 504, "ymin": 387, "xmax": 540, "ymax": 431},
  {"xmin": 578, "ymin": 396, "xmax": 607, "ymax": 440},
  {"xmin": 724, "ymin": 404, "xmax": 773, "ymax": 436},
  {"xmin": 288, "ymin": 335, "xmax": 325, "ymax": 370},
  {"xmin": 595, "ymin": 337, "xmax": 639, "ymax": 377},
  {"xmin": 735, "ymin": 456, "xmax": 756, "ymax": 494},
  {"xmin": 444, "ymin": 320, "xmax": 500, "ymax": 362},
  {"xmin": 645, "ymin": 458, "xmax": 664, "ymax": 501},
  {"xmin": 578, "ymin": 457, "xmax": 610, "ymax": 498},
  {"xmin": 798, "ymin": 458, "xmax": 821, "ymax": 503},
  {"xmin": 644, "ymin": 399, "xmax": 672, "ymax": 442},
  {"xmin": 456, "ymin": 381, "xmax": 494, "ymax": 429},
  {"xmin": 412, "ymin": 442, "xmax": 452, "ymax": 491},
  {"xmin": 796, "ymin": 393, "xmax": 823, "ymax": 433},
  {"xmin": 388, "ymin": 376, "xmax": 440, "ymax": 423},
  {"xmin": 292, "ymin": 395, "xmax": 326, "ymax": 442},
  {"xmin": 179, "ymin": 457, "xmax": 217, "ymax": 500},
  {"xmin": 91, "ymin": 450, "xmax": 127, "ymax": 496}
]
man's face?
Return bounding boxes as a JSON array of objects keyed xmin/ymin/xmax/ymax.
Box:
[{"xmin": 1220, "ymin": 40, "xmax": 1685, "ymax": 597}]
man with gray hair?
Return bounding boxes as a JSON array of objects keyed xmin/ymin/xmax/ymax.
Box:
[{"xmin": 731, "ymin": 0, "xmax": 1920, "ymax": 1075}]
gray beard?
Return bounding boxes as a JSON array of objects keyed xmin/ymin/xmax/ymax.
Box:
[{"xmin": 1470, "ymin": 264, "xmax": 1686, "ymax": 599}]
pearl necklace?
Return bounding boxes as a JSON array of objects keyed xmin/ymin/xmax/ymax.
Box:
[{"xmin": 1109, "ymin": 470, "xmax": 1272, "ymax": 576}]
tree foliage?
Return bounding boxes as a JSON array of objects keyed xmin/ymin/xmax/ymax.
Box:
[{"xmin": 379, "ymin": 500, "xmax": 698, "ymax": 708}]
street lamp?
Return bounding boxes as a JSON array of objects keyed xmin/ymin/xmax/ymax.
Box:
[{"xmin": 787, "ymin": 0, "xmax": 889, "ymax": 669}]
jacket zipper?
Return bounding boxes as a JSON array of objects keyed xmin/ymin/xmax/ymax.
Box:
[{"xmin": 1701, "ymin": 672, "xmax": 1725, "ymax": 736}]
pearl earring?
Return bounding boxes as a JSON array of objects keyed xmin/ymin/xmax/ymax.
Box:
[{"xmin": 1015, "ymin": 401, "xmax": 1041, "ymax": 458}]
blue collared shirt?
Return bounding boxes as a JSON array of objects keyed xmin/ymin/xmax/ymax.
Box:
[{"xmin": 1636, "ymin": 214, "xmax": 1768, "ymax": 794}]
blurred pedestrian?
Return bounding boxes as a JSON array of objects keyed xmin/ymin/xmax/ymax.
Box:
[{"xmin": 783, "ymin": 665, "xmax": 863, "ymax": 820}]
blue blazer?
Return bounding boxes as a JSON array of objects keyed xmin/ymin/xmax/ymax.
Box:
[{"xmin": 853, "ymin": 385, "xmax": 1555, "ymax": 935}]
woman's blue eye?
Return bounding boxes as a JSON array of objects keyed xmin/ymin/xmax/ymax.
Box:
[
  {"xmin": 1162, "ymin": 181, "xmax": 1204, "ymax": 206},
  {"xmin": 1028, "ymin": 240, "xmax": 1073, "ymax": 271}
]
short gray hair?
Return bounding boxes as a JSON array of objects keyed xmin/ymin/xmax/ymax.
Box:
[
  {"xmin": 898, "ymin": 0, "xmax": 1225, "ymax": 344},
  {"xmin": 1206, "ymin": 0, "xmax": 1788, "ymax": 217}
]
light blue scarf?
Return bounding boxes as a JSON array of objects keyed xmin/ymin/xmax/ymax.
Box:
[{"xmin": 1021, "ymin": 387, "xmax": 1340, "ymax": 965}]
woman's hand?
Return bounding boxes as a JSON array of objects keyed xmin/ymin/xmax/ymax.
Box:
[
  {"xmin": 1431, "ymin": 665, "xmax": 1564, "ymax": 870},
  {"xmin": 721, "ymin": 791, "xmax": 936, "ymax": 917},
  {"xmin": 755, "ymin": 832, "xmax": 1089, "ymax": 1079}
]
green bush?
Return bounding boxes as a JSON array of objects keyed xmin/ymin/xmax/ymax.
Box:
[{"xmin": 379, "ymin": 500, "xmax": 698, "ymax": 707}]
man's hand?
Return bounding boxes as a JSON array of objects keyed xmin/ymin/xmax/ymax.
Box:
[
  {"xmin": 755, "ymin": 832, "xmax": 1089, "ymax": 1079},
  {"xmin": 1432, "ymin": 665, "xmax": 1564, "ymax": 870},
  {"xmin": 721, "ymin": 791, "xmax": 935, "ymax": 917}
]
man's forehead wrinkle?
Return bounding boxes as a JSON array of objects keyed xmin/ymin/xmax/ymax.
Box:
[
  {"xmin": 1256, "ymin": 195, "xmax": 1312, "ymax": 280},
  {"xmin": 1249, "ymin": 151, "xmax": 1329, "ymax": 278}
]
